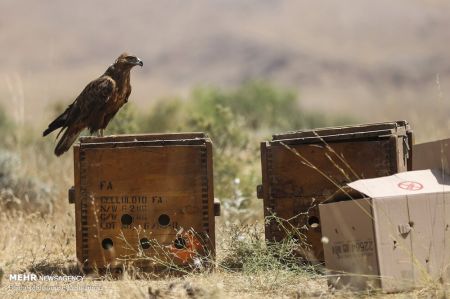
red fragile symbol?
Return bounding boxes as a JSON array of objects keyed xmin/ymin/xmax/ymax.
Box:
[{"xmin": 398, "ymin": 181, "xmax": 423, "ymax": 191}]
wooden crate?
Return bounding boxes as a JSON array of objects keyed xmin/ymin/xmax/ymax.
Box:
[
  {"xmin": 69, "ymin": 133, "xmax": 218, "ymax": 273},
  {"xmin": 257, "ymin": 121, "xmax": 413, "ymax": 263}
]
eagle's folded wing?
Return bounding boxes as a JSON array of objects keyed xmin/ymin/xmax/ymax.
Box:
[
  {"xmin": 52, "ymin": 76, "xmax": 116, "ymax": 156},
  {"xmin": 73, "ymin": 76, "xmax": 116, "ymax": 120}
]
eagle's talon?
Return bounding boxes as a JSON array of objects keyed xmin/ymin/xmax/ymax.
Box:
[{"xmin": 96, "ymin": 129, "xmax": 104, "ymax": 137}]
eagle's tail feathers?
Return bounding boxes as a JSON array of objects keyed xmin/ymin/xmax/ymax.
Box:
[
  {"xmin": 54, "ymin": 126, "xmax": 82, "ymax": 156},
  {"xmin": 55, "ymin": 127, "xmax": 65, "ymax": 140},
  {"xmin": 43, "ymin": 120, "xmax": 63, "ymax": 136},
  {"xmin": 43, "ymin": 108, "xmax": 70, "ymax": 137}
]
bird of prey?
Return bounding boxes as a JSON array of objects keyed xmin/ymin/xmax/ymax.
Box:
[{"xmin": 43, "ymin": 53, "xmax": 143, "ymax": 156}]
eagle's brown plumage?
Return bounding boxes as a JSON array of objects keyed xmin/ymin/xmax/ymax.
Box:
[{"xmin": 43, "ymin": 53, "xmax": 143, "ymax": 156}]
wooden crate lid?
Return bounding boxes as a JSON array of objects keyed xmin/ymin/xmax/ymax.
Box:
[
  {"xmin": 77, "ymin": 132, "xmax": 210, "ymax": 148},
  {"xmin": 271, "ymin": 120, "xmax": 411, "ymax": 144}
]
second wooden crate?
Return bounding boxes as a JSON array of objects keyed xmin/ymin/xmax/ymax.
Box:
[{"xmin": 257, "ymin": 121, "xmax": 413, "ymax": 263}]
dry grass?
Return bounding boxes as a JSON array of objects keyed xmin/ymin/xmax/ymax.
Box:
[
  {"xmin": 0, "ymin": 208, "xmax": 447, "ymax": 299},
  {"xmin": 0, "ymin": 138, "xmax": 448, "ymax": 299},
  {"xmin": 0, "ymin": 210, "xmax": 328, "ymax": 299}
]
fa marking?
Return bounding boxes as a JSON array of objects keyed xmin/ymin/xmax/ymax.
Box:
[{"xmin": 100, "ymin": 181, "xmax": 113, "ymax": 190}]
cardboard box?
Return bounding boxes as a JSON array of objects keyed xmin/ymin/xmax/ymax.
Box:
[
  {"xmin": 413, "ymin": 138, "xmax": 450, "ymax": 175},
  {"xmin": 319, "ymin": 170, "xmax": 450, "ymax": 292}
]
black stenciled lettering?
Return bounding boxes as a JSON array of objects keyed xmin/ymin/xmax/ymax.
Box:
[
  {"xmin": 99, "ymin": 213, "xmax": 117, "ymax": 221},
  {"xmin": 131, "ymin": 196, "xmax": 147, "ymax": 204},
  {"xmin": 332, "ymin": 245, "xmax": 342, "ymax": 256},
  {"xmin": 136, "ymin": 215, "xmax": 148, "ymax": 221},
  {"xmin": 366, "ymin": 241, "xmax": 374, "ymax": 252},
  {"xmin": 342, "ymin": 244, "xmax": 349, "ymax": 253},
  {"xmin": 99, "ymin": 181, "xmax": 113, "ymax": 190},
  {"xmin": 152, "ymin": 196, "xmax": 163, "ymax": 204},
  {"xmin": 348, "ymin": 240, "xmax": 374, "ymax": 254},
  {"xmin": 362, "ymin": 241, "xmax": 368, "ymax": 251},
  {"xmin": 100, "ymin": 222, "xmax": 115, "ymax": 229},
  {"xmin": 105, "ymin": 196, "xmax": 114, "ymax": 204},
  {"xmin": 136, "ymin": 205, "xmax": 146, "ymax": 211},
  {"xmin": 358, "ymin": 242, "xmax": 365, "ymax": 252},
  {"xmin": 356, "ymin": 242, "xmax": 361, "ymax": 252}
]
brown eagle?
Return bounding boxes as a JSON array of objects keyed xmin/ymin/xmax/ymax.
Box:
[{"xmin": 43, "ymin": 53, "xmax": 143, "ymax": 156}]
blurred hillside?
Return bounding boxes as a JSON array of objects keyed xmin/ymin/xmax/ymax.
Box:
[{"xmin": 0, "ymin": 0, "xmax": 449, "ymax": 141}]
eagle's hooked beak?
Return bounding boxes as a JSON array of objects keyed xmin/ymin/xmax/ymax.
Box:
[{"xmin": 134, "ymin": 57, "xmax": 143, "ymax": 67}]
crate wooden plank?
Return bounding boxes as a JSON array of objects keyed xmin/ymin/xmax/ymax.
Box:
[
  {"xmin": 73, "ymin": 145, "xmax": 83, "ymax": 265},
  {"xmin": 272, "ymin": 121, "xmax": 409, "ymax": 141},
  {"xmin": 205, "ymin": 141, "xmax": 215, "ymax": 251},
  {"xmin": 79, "ymin": 132, "xmax": 206, "ymax": 143},
  {"xmin": 79, "ymin": 139, "xmax": 207, "ymax": 149},
  {"xmin": 272, "ymin": 130, "xmax": 396, "ymax": 144}
]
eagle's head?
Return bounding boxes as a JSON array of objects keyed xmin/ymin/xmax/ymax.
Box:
[{"xmin": 114, "ymin": 53, "xmax": 143, "ymax": 68}]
